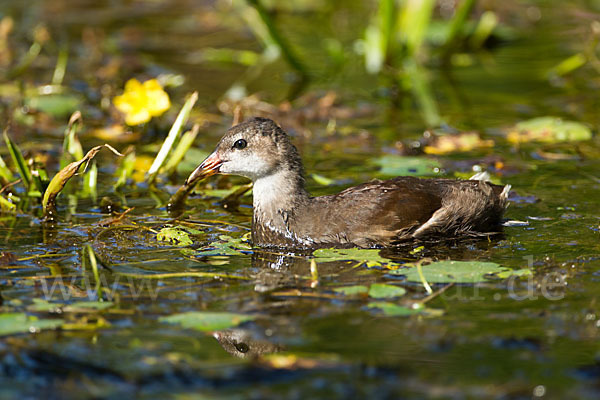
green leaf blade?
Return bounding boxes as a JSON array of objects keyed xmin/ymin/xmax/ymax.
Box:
[
  {"xmin": 0, "ymin": 312, "xmax": 64, "ymax": 336},
  {"xmin": 392, "ymin": 260, "xmax": 506, "ymax": 283},
  {"xmin": 368, "ymin": 283, "xmax": 406, "ymax": 299},
  {"xmin": 159, "ymin": 311, "xmax": 255, "ymax": 331}
]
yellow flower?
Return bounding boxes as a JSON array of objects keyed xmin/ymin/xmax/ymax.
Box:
[{"xmin": 113, "ymin": 78, "xmax": 171, "ymax": 125}]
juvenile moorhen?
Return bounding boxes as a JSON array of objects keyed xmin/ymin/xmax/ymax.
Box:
[{"xmin": 187, "ymin": 117, "xmax": 510, "ymax": 249}]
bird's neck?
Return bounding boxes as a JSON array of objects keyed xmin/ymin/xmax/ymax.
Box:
[
  {"xmin": 252, "ymin": 167, "xmax": 310, "ymax": 219},
  {"xmin": 251, "ymin": 168, "xmax": 314, "ymax": 248}
]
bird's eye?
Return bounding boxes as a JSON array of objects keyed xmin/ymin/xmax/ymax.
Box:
[
  {"xmin": 234, "ymin": 342, "xmax": 249, "ymax": 353},
  {"xmin": 232, "ymin": 139, "xmax": 247, "ymax": 150}
]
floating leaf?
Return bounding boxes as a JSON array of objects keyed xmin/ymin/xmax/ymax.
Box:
[
  {"xmin": 66, "ymin": 301, "xmax": 114, "ymax": 311},
  {"xmin": 333, "ymin": 285, "xmax": 369, "ymax": 296},
  {"xmin": 368, "ymin": 283, "xmax": 406, "ymax": 299},
  {"xmin": 367, "ymin": 302, "xmax": 420, "ymax": 316},
  {"xmin": 496, "ymin": 268, "xmax": 533, "ymax": 279},
  {"xmin": 507, "ymin": 117, "xmax": 592, "ymax": 144},
  {"xmin": 159, "ymin": 311, "xmax": 255, "ymax": 331},
  {"xmin": 156, "ymin": 226, "xmax": 202, "ymax": 246},
  {"xmin": 0, "ymin": 312, "xmax": 63, "ymax": 336},
  {"xmin": 28, "ymin": 299, "xmax": 61, "ymax": 312},
  {"xmin": 29, "ymin": 299, "xmax": 114, "ymax": 312},
  {"xmin": 194, "ymin": 235, "xmax": 252, "ymax": 257},
  {"xmin": 373, "ymin": 155, "xmax": 440, "ymax": 176},
  {"xmin": 313, "ymin": 247, "xmax": 390, "ymax": 266},
  {"xmin": 391, "ymin": 260, "xmax": 506, "ymax": 283},
  {"xmin": 26, "ymin": 93, "xmax": 81, "ymax": 118}
]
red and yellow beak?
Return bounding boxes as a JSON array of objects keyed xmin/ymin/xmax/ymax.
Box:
[{"xmin": 185, "ymin": 152, "xmax": 222, "ymax": 185}]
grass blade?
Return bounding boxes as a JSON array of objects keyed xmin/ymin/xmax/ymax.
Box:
[
  {"xmin": 147, "ymin": 92, "xmax": 198, "ymax": 184},
  {"xmin": 404, "ymin": 60, "xmax": 441, "ymax": 127},
  {"xmin": 244, "ymin": 0, "xmax": 307, "ymax": 77},
  {"xmin": 443, "ymin": 0, "xmax": 476, "ymax": 48},
  {"xmin": 114, "ymin": 148, "xmax": 136, "ymax": 190},
  {"xmin": 51, "ymin": 43, "xmax": 69, "ymax": 86},
  {"xmin": 398, "ymin": 0, "xmax": 435, "ymax": 56},
  {"xmin": 83, "ymin": 244, "xmax": 104, "ymax": 301},
  {"xmin": 548, "ymin": 53, "xmax": 587, "ymax": 78},
  {"xmin": 3, "ymin": 129, "xmax": 31, "ymax": 190},
  {"xmin": 0, "ymin": 154, "xmax": 15, "ymax": 183},
  {"xmin": 61, "ymin": 111, "xmax": 84, "ymax": 168},
  {"xmin": 416, "ymin": 262, "xmax": 433, "ymax": 294},
  {"xmin": 6, "ymin": 40, "xmax": 42, "ymax": 79},
  {"xmin": 470, "ymin": 10, "xmax": 498, "ymax": 49},
  {"xmin": 0, "ymin": 195, "xmax": 16, "ymax": 213},
  {"xmin": 364, "ymin": 0, "xmax": 397, "ymax": 74},
  {"xmin": 30, "ymin": 166, "xmax": 49, "ymax": 198},
  {"xmin": 163, "ymin": 123, "xmax": 200, "ymax": 175},
  {"xmin": 82, "ymin": 160, "xmax": 98, "ymax": 202}
]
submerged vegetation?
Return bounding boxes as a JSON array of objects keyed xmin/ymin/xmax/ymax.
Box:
[{"xmin": 0, "ymin": 0, "xmax": 600, "ymax": 398}]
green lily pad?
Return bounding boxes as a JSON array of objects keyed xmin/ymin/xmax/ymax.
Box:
[
  {"xmin": 367, "ymin": 302, "xmax": 420, "ymax": 316},
  {"xmin": 313, "ymin": 248, "xmax": 391, "ymax": 266},
  {"xmin": 496, "ymin": 268, "xmax": 533, "ymax": 279},
  {"xmin": 67, "ymin": 301, "xmax": 114, "ymax": 310},
  {"xmin": 28, "ymin": 299, "xmax": 63, "ymax": 312},
  {"xmin": 159, "ymin": 311, "xmax": 255, "ymax": 331},
  {"xmin": 26, "ymin": 94, "xmax": 81, "ymax": 118},
  {"xmin": 0, "ymin": 312, "xmax": 64, "ymax": 336},
  {"xmin": 508, "ymin": 116, "xmax": 592, "ymax": 143},
  {"xmin": 373, "ymin": 155, "xmax": 441, "ymax": 176},
  {"xmin": 29, "ymin": 299, "xmax": 114, "ymax": 312},
  {"xmin": 157, "ymin": 225, "xmax": 202, "ymax": 246},
  {"xmin": 368, "ymin": 283, "xmax": 406, "ymax": 299},
  {"xmin": 195, "ymin": 235, "xmax": 252, "ymax": 256},
  {"xmin": 333, "ymin": 285, "xmax": 369, "ymax": 295},
  {"xmin": 391, "ymin": 260, "xmax": 506, "ymax": 283}
]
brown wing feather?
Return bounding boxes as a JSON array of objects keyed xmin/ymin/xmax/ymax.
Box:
[{"xmin": 291, "ymin": 177, "xmax": 506, "ymax": 247}]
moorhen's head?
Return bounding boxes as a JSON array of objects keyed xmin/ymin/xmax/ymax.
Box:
[{"xmin": 186, "ymin": 117, "xmax": 304, "ymax": 184}]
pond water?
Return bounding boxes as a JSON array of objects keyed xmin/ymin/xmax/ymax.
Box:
[{"xmin": 1, "ymin": 1, "xmax": 600, "ymax": 399}]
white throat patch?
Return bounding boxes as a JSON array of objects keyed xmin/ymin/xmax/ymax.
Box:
[{"xmin": 252, "ymin": 168, "xmax": 302, "ymax": 212}]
